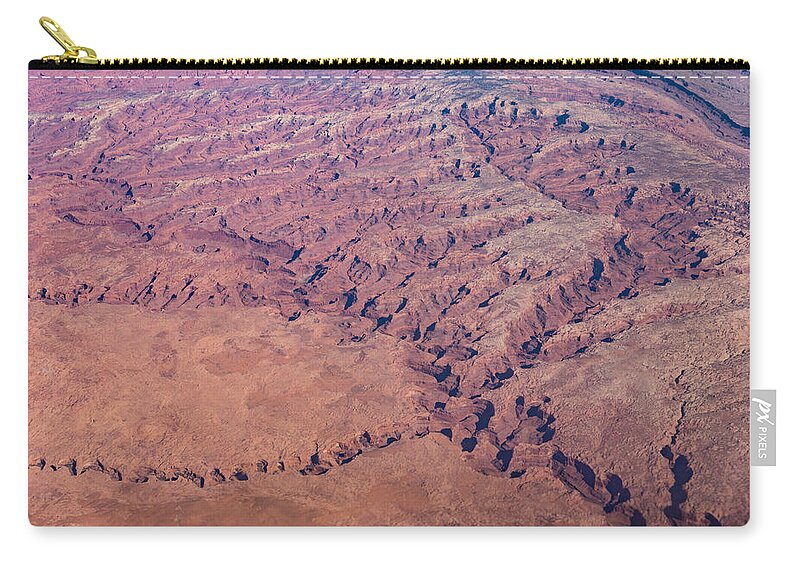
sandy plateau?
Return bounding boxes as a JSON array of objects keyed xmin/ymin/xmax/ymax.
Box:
[{"xmin": 28, "ymin": 69, "xmax": 749, "ymax": 525}]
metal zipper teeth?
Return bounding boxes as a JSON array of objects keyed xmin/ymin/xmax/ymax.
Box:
[{"xmin": 29, "ymin": 57, "xmax": 750, "ymax": 70}]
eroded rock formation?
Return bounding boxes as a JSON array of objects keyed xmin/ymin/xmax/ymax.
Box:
[{"xmin": 28, "ymin": 69, "xmax": 749, "ymax": 526}]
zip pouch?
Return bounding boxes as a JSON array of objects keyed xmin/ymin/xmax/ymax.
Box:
[{"xmin": 28, "ymin": 17, "xmax": 750, "ymax": 526}]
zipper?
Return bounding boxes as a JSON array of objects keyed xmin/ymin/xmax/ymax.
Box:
[
  {"xmin": 31, "ymin": 16, "xmax": 749, "ymax": 70},
  {"xmin": 38, "ymin": 17, "xmax": 99, "ymax": 65}
]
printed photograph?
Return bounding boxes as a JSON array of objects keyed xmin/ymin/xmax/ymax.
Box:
[{"xmin": 28, "ymin": 69, "xmax": 750, "ymax": 525}]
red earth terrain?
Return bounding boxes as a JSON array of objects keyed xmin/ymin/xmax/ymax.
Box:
[{"xmin": 28, "ymin": 68, "xmax": 749, "ymax": 525}]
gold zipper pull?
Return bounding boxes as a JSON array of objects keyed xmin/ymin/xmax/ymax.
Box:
[{"xmin": 39, "ymin": 16, "xmax": 98, "ymax": 64}]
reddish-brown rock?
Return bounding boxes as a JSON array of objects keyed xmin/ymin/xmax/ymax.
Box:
[{"xmin": 28, "ymin": 69, "xmax": 749, "ymax": 525}]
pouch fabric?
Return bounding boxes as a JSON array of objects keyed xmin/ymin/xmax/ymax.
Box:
[{"xmin": 28, "ymin": 67, "xmax": 750, "ymax": 526}]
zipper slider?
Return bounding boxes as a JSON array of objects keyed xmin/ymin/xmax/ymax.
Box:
[{"xmin": 39, "ymin": 16, "xmax": 98, "ymax": 64}]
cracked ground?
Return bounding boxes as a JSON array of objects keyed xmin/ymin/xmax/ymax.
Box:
[{"xmin": 28, "ymin": 69, "xmax": 749, "ymax": 525}]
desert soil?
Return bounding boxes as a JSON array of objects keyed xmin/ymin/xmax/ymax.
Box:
[{"xmin": 28, "ymin": 69, "xmax": 749, "ymax": 525}]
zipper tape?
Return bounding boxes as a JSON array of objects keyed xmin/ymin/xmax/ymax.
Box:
[
  {"xmin": 31, "ymin": 17, "xmax": 750, "ymax": 70},
  {"xmin": 29, "ymin": 57, "xmax": 750, "ymax": 70}
]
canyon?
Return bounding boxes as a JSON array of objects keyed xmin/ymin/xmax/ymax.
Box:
[{"xmin": 28, "ymin": 68, "xmax": 749, "ymax": 525}]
